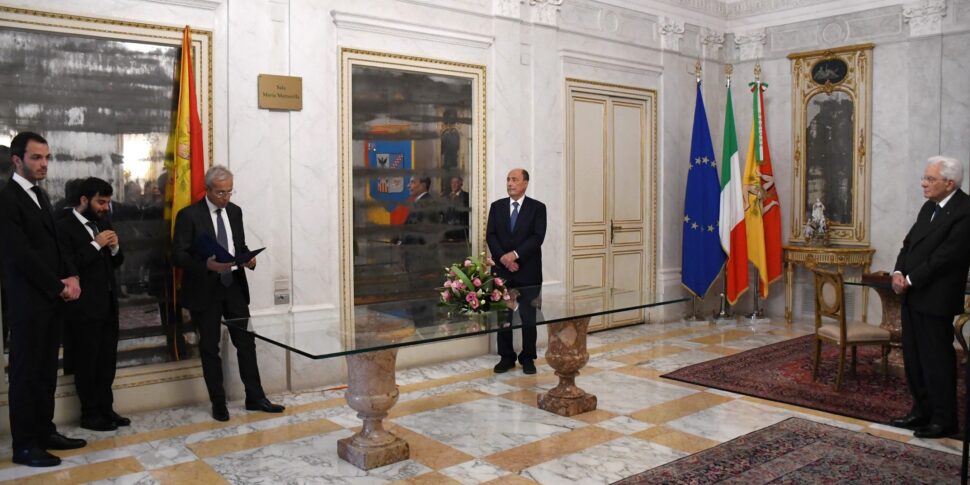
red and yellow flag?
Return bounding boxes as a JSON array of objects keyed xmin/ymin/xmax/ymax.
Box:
[
  {"xmin": 743, "ymin": 80, "xmax": 783, "ymax": 297},
  {"xmin": 164, "ymin": 26, "xmax": 206, "ymax": 238}
]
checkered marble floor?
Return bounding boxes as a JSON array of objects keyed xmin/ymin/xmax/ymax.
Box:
[{"xmin": 0, "ymin": 318, "xmax": 961, "ymax": 484}]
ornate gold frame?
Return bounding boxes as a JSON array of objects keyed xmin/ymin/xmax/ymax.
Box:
[
  {"xmin": 0, "ymin": 6, "xmax": 214, "ymax": 162},
  {"xmin": 338, "ymin": 48, "xmax": 487, "ymax": 330},
  {"xmin": 788, "ymin": 44, "xmax": 873, "ymax": 246}
]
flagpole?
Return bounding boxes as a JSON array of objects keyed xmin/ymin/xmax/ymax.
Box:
[
  {"xmin": 684, "ymin": 58, "xmax": 708, "ymax": 324},
  {"xmin": 715, "ymin": 63, "xmax": 735, "ymax": 323},
  {"xmin": 746, "ymin": 61, "xmax": 767, "ymax": 323}
]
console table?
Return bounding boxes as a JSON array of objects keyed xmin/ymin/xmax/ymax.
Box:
[
  {"xmin": 783, "ymin": 245, "xmax": 874, "ymax": 323},
  {"xmin": 226, "ymin": 284, "xmax": 687, "ymax": 470}
]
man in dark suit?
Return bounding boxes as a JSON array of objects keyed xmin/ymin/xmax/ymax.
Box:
[
  {"xmin": 444, "ymin": 176, "xmax": 470, "ymax": 241},
  {"xmin": 399, "ymin": 176, "xmax": 439, "ymax": 326},
  {"xmin": 486, "ymin": 168, "xmax": 546, "ymax": 375},
  {"xmin": 57, "ymin": 177, "xmax": 129, "ymax": 432},
  {"xmin": 172, "ymin": 165, "xmax": 284, "ymax": 422},
  {"xmin": 890, "ymin": 156, "xmax": 970, "ymax": 439},
  {"xmin": 0, "ymin": 132, "xmax": 86, "ymax": 467}
]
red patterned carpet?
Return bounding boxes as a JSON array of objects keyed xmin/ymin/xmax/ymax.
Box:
[
  {"xmin": 662, "ymin": 334, "xmax": 965, "ymax": 425},
  {"xmin": 613, "ymin": 418, "xmax": 961, "ymax": 484}
]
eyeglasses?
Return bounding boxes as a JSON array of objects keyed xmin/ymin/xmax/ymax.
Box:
[
  {"xmin": 920, "ymin": 176, "xmax": 946, "ymax": 183},
  {"xmin": 211, "ymin": 189, "xmax": 235, "ymax": 198}
]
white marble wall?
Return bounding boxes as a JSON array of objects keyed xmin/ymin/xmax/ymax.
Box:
[{"xmin": 5, "ymin": 0, "xmax": 970, "ymax": 409}]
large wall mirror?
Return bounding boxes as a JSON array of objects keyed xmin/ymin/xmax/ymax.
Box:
[
  {"xmin": 338, "ymin": 49, "xmax": 486, "ymax": 333},
  {"xmin": 0, "ymin": 7, "xmax": 212, "ymax": 373},
  {"xmin": 788, "ymin": 44, "xmax": 872, "ymax": 246}
]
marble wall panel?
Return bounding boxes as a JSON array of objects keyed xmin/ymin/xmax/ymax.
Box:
[
  {"xmin": 940, "ymin": 32, "xmax": 970, "ymax": 175},
  {"xmin": 846, "ymin": 12, "xmax": 903, "ymax": 40}
]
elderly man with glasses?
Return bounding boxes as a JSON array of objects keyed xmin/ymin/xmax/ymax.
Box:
[
  {"xmin": 890, "ymin": 156, "xmax": 970, "ymax": 439},
  {"xmin": 172, "ymin": 165, "xmax": 284, "ymax": 422}
]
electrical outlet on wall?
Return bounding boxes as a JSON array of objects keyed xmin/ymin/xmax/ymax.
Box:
[{"xmin": 274, "ymin": 278, "xmax": 290, "ymax": 306}]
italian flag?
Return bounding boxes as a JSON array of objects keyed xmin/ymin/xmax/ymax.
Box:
[{"xmin": 719, "ymin": 81, "xmax": 748, "ymax": 304}]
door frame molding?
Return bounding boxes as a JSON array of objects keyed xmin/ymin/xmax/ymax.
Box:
[{"xmin": 564, "ymin": 78, "xmax": 658, "ymax": 301}]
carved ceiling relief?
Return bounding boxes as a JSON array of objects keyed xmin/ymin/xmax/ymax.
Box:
[
  {"xmin": 735, "ymin": 30, "xmax": 766, "ymax": 61},
  {"xmin": 659, "ymin": 16, "xmax": 686, "ymax": 51},
  {"xmin": 530, "ymin": 0, "xmax": 563, "ymax": 26},
  {"xmin": 903, "ymin": 0, "xmax": 947, "ymax": 37}
]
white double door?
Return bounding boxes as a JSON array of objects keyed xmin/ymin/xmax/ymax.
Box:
[{"xmin": 566, "ymin": 81, "xmax": 654, "ymax": 331}]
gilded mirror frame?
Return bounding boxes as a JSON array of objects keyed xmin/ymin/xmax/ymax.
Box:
[
  {"xmin": 338, "ymin": 48, "xmax": 487, "ymax": 331},
  {"xmin": 788, "ymin": 44, "xmax": 873, "ymax": 246}
]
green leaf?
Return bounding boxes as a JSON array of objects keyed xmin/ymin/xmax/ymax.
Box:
[{"xmin": 451, "ymin": 264, "xmax": 474, "ymax": 289}]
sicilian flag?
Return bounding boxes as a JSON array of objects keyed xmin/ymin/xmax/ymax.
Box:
[
  {"xmin": 718, "ymin": 80, "xmax": 748, "ymax": 304},
  {"xmin": 164, "ymin": 26, "xmax": 206, "ymax": 238},
  {"xmin": 682, "ymin": 82, "xmax": 726, "ymax": 298},
  {"xmin": 743, "ymin": 80, "xmax": 783, "ymax": 297}
]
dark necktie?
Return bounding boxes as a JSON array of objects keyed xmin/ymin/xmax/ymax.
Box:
[
  {"xmin": 510, "ymin": 201, "xmax": 519, "ymax": 231},
  {"xmin": 30, "ymin": 186, "xmax": 53, "ymax": 216},
  {"xmin": 86, "ymin": 221, "xmax": 100, "ymax": 237},
  {"xmin": 215, "ymin": 209, "xmax": 233, "ymax": 287},
  {"xmin": 931, "ymin": 204, "xmax": 941, "ymax": 222}
]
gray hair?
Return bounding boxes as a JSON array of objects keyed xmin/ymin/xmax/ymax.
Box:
[
  {"xmin": 928, "ymin": 156, "xmax": 964, "ymax": 187},
  {"xmin": 205, "ymin": 165, "xmax": 233, "ymax": 187}
]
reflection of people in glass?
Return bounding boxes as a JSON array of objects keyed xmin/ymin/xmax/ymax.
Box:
[
  {"xmin": 443, "ymin": 176, "xmax": 469, "ymax": 241},
  {"xmin": 440, "ymin": 108, "xmax": 460, "ymax": 173},
  {"xmin": 399, "ymin": 176, "xmax": 440, "ymax": 326}
]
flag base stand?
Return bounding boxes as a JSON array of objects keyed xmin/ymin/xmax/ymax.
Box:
[
  {"xmin": 683, "ymin": 296, "xmax": 710, "ymax": 323},
  {"xmin": 712, "ymin": 292, "xmax": 733, "ymax": 323}
]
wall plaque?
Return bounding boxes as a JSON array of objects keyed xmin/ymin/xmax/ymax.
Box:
[{"xmin": 258, "ymin": 74, "xmax": 302, "ymax": 110}]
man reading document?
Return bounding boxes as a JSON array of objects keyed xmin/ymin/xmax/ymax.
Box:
[{"xmin": 173, "ymin": 165, "xmax": 283, "ymax": 422}]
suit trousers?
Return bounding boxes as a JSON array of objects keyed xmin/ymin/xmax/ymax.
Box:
[
  {"xmin": 8, "ymin": 307, "xmax": 61, "ymax": 449},
  {"xmin": 68, "ymin": 312, "xmax": 119, "ymax": 418},
  {"xmin": 190, "ymin": 280, "xmax": 265, "ymax": 405},
  {"xmin": 901, "ymin": 304, "xmax": 957, "ymax": 427},
  {"xmin": 498, "ymin": 286, "xmax": 540, "ymax": 363}
]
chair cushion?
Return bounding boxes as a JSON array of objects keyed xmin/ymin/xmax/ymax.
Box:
[{"xmin": 818, "ymin": 322, "xmax": 891, "ymax": 343}]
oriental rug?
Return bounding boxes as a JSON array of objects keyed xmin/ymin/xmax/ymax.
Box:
[
  {"xmin": 612, "ymin": 417, "xmax": 961, "ymax": 484},
  {"xmin": 662, "ymin": 334, "xmax": 965, "ymax": 425}
]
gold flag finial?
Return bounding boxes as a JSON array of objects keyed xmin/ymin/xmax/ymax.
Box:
[
  {"xmin": 695, "ymin": 59, "xmax": 702, "ymax": 82},
  {"xmin": 725, "ymin": 64, "xmax": 733, "ymax": 85},
  {"xmin": 754, "ymin": 62, "xmax": 762, "ymax": 82}
]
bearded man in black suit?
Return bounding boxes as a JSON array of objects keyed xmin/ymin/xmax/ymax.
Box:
[
  {"xmin": 57, "ymin": 177, "xmax": 129, "ymax": 432},
  {"xmin": 486, "ymin": 168, "xmax": 546, "ymax": 375},
  {"xmin": 172, "ymin": 165, "xmax": 284, "ymax": 422},
  {"xmin": 0, "ymin": 132, "xmax": 86, "ymax": 467},
  {"xmin": 890, "ymin": 156, "xmax": 970, "ymax": 439}
]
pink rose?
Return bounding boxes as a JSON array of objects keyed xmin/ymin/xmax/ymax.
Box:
[
  {"xmin": 494, "ymin": 277, "xmax": 504, "ymax": 287},
  {"xmin": 465, "ymin": 293, "xmax": 480, "ymax": 309},
  {"xmin": 491, "ymin": 289, "xmax": 502, "ymax": 301},
  {"xmin": 441, "ymin": 291, "xmax": 451, "ymax": 302},
  {"xmin": 443, "ymin": 280, "xmax": 452, "ymax": 288},
  {"xmin": 464, "ymin": 259, "xmax": 473, "ymax": 267},
  {"xmin": 473, "ymin": 278, "xmax": 482, "ymax": 287},
  {"xmin": 453, "ymin": 280, "xmax": 465, "ymax": 290},
  {"xmin": 503, "ymin": 292, "xmax": 511, "ymax": 301}
]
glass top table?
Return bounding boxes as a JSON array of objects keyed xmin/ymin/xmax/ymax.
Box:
[{"xmin": 224, "ymin": 284, "xmax": 687, "ymax": 470}]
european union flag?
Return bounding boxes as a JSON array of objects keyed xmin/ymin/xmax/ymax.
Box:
[{"xmin": 682, "ymin": 82, "xmax": 726, "ymax": 297}]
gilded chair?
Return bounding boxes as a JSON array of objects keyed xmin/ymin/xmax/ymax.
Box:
[{"xmin": 812, "ymin": 268, "xmax": 892, "ymax": 390}]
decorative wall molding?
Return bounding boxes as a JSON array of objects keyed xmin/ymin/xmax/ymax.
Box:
[
  {"xmin": 903, "ymin": 0, "xmax": 947, "ymax": 37},
  {"xmin": 700, "ymin": 26, "xmax": 725, "ymax": 58},
  {"xmin": 142, "ymin": 0, "xmax": 221, "ymax": 10},
  {"xmin": 494, "ymin": 0, "xmax": 521, "ymax": 19},
  {"xmin": 659, "ymin": 15, "xmax": 686, "ymax": 50},
  {"xmin": 530, "ymin": 0, "xmax": 563, "ymax": 26},
  {"xmin": 331, "ymin": 11, "xmax": 494, "ymax": 49},
  {"xmin": 735, "ymin": 29, "xmax": 767, "ymax": 60},
  {"xmin": 561, "ymin": 48, "xmax": 664, "ymax": 74}
]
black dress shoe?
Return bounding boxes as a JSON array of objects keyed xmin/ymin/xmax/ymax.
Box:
[
  {"xmin": 493, "ymin": 360, "xmax": 516, "ymax": 373},
  {"xmin": 80, "ymin": 415, "xmax": 118, "ymax": 432},
  {"xmin": 245, "ymin": 397, "xmax": 285, "ymax": 413},
  {"xmin": 212, "ymin": 403, "xmax": 230, "ymax": 422},
  {"xmin": 889, "ymin": 413, "xmax": 930, "ymax": 430},
  {"xmin": 914, "ymin": 423, "xmax": 958, "ymax": 439},
  {"xmin": 521, "ymin": 360, "xmax": 537, "ymax": 375},
  {"xmin": 107, "ymin": 410, "xmax": 131, "ymax": 427},
  {"xmin": 43, "ymin": 432, "xmax": 87, "ymax": 450},
  {"xmin": 12, "ymin": 445, "xmax": 61, "ymax": 467}
]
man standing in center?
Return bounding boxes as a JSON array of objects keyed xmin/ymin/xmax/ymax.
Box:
[
  {"xmin": 486, "ymin": 168, "xmax": 546, "ymax": 374},
  {"xmin": 173, "ymin": 165, "xmax": 284, "ymax": 422}
]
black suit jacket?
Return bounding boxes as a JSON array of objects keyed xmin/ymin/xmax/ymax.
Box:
[
  {"xmin": 401, "ymin": 192, "xmax": 437, "ymax": 245},
  {"xmin": 894, "ymin": 189, "xmax": 970, "ymax": 316},
  {"xmin": 0, "ymin": 178, "xmax": 76, "ymax": 323},
  {"xmin": 56, "ymin": 214, "xmax": 124, "ymax": 322},
  {"xmin": 486, "ymin": 196, "xmax": 546, "ymax": 286},
  {"xmin": 172, "ymin": 199, "xmax": 251, "ymax": 312}
]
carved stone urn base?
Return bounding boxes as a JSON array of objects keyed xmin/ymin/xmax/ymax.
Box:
[
  {"xmin": 537, "ymin": 316, "xmax": 597, "ymax": 416},
  {"xmin": 337, "ymin": 349, "xmax": 410, "ymax": 470}
]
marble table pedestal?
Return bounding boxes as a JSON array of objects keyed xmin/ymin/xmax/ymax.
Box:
[
  {"xmin": 337, "ymin": 349, "xmax": 409, "ymax": 470},
  {"xmin": 537, "ymin": 316, "xmax": 597, "ymax": 416}
]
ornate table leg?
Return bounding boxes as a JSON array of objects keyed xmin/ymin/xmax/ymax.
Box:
[
  {"xmin": 338, "ymin": 349, "xmax": 409, "ymax": 470},
  {"xmin": 785, "ymin": 260, "xmax": 794, "ymax": 323},
  {"xmin": 538, "ymin": 316, "xmax": 597, "ymax": 416}
]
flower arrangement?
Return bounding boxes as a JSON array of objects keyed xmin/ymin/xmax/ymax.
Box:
[{"xmin": 439, "ymin": 253, "xmax": 511, "ymax": 314}]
